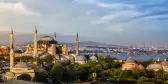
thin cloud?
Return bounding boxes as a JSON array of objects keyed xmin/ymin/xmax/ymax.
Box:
[
  {"xmin": 0, "ymin": 2, "xmax": 40, "ymax": 16},
  {"xmin": 0, "ymin": 0, "xmax": 168, "ymax": 46}
]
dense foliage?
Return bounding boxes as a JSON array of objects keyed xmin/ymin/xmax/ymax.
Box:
[
  {"xmin": 12, "ymin": 56, "xmax": 168, "ymax": 84},
  {"xmin": 17, "ymin": 74, "xmax": 31, "ymax": 81}
]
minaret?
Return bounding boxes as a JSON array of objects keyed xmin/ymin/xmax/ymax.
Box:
[
  {"xmin": 10, "ymin": 28, "xmax": 14, "ymax": 71},
  {"xmin": 54, "ymin": 32, "xmax": 56, "ymax": 41},
  {"xmin": 157, "ymin": 57, "xmax": 160, "ymax": 62},
  {"xmin": 34, "ymin": 27, "xmax": 38, "ymax": 58},
  {"xmin": 76, "ymin": 32, "xmax": 79, "ymax": 56}
]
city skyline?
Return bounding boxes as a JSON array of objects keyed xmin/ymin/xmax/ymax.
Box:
[{"xmin": 1, "ymin": 0, "xmax": 168, "ymax": 46}]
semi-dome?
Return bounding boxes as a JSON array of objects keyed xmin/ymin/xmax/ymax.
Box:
[
  {"xmin": 38, "ymin": 36, "xmax": 57, "ymax": 44},
  {"xmin": 14, "ymin": 62, "xmax": 30, "ymax": 68},
  {"xmin": 76, "ymin": 56, "xmax": 86, "ymax": 61},
  {"xmin": 125, "ymin": 57, "xmax": 135, "ymax": 63},
  {"xmin": 4, "ymin": 72, "xmax": 15, "ymax": 78},
  {"xmin": 40, "ymin": 36, "xmax": 55, "ymax": 41},
  {"xmin": 147, "ymin": 63, "xmax": 163, "ymax": 71}
]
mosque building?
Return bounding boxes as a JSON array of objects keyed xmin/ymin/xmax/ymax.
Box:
[
  {"xmin": 4, "ymin": 29, "xmax": 35, "ymax": 81},
  {"xmin": 147, "ymin": 58, "xmax": 168, "ymax": 72},
  {"xmin": 160, "ymin": 59, "xmax": 168, "ymax": 71},
  {"xmin": 24, "ymin": 28, "xmax": 69, "ymax": 61},
  {"xmin": 122, "ymin": 57, "xmax": 144, "ymax": 71},
  {"xmin": 25, "ymin": 28, "xmax": 58, "ymax": 57}
]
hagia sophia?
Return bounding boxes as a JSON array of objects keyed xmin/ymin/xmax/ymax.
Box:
[
  {"xmin": 3, "ymin": 28, "xmax": 89, "ymax": 80},
  {"xmin": 24, "ymin": 28, "xmax": 69, "ymax": 59}
]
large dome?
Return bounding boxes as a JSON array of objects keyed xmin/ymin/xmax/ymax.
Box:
[
  {"xmin": 38, "ymin": 36, "xmax": 57, "ymax": 44},
  {"xmin": 147, "ymin": 63, "xmax": 163, "ymax": 71},
  {"xmin": 40, "ymin": 36, "xmax": 55, "ymax": 41},
  {"xmin": 14, "ymin": 62, "xmax": 30, "ymax": 68}
]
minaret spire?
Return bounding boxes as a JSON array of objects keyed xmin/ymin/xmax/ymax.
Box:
[
  {"xmin": 10, "ymin": 28, "xmax": 14, "ymax": 49},
  {"xmin": 10, "ymin": 28, "xmax": 14, "ymax": 71},
  {"xmin": 34, "ymin": 26, "xmax": 38, "ymax": 58},
  {"xmin": 76, "ymin": 32, "xmax": 79, "ymax": 56}
]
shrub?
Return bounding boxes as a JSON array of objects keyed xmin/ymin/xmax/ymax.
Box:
[{"xmin": 17, "ymin": 74, "xmax": 31, "ymax": 81}]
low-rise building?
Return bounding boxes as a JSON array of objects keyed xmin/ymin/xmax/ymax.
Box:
[{"xmin": 122, "ymin": 57, "xmax": 144, "ymax": 71}]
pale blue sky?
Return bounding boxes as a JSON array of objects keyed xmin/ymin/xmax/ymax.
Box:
[{"xmin": 1, "ymin": 0, "xmax": 168, "ymax": 46}]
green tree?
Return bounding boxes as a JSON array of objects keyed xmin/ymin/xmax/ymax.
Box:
[
  {"xmin": 120, "ymin": 70, "xmax": 137, "ymax": 81},
  {"xmin": 62, "ymin": 65, "xmax": 76, "ymax": 82},
  {"xmin": 40, "ymin": 54, "xmax": 54, "ymax": 64},
  {"xmin": 144, "ymin": 70, "xmax": 155, "ymax": 78},
  {"xmin": 140, "ymin": 60, "xmax": 154, "ymax": 68},
  {"xmin": 34, "ymin": 70, "xmax": 48, "ymax": 83},
  {"xmin": 155, "ymin": 70, "xmax": 168, "ymax": 81},
  {"xmin": 164, "ymin": 80, "xmax": 168, "ymax": 84},
  {"xmin": 108, "ymin": 68, "xmax": 122, "ymax": 81},
  {"xmin": 132, "ymin": 70, "xmax": 146, "ymax": 80},
  {"xmin": 136, "ymin": 76, "xmax": 148, "ymax": 84},
  {"xmin": 98, "ymin": 56, "xmax": 105, "ymax": 62},
  {"xmin": 110, "ymin": 62, "xmax": 122, "ymax": 69},
  {"xmin": 17, "ymin": 74, "xmax": 31, "ymax": 81},
  {"xmin": 50, "ymin": 63, "xmax": 64, "ymax": 83}
]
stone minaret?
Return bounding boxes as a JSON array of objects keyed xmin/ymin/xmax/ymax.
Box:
[
  {"xmin": 10, "ymin": 28, "xmax": 14, "ymax": 71},
  {"xmin": 34, "ymin": 27, "xmax": 38, "ymax": 58},
  {"xmin": 54, "ymin": 32, "xmax": 56, "ymax": 41},
  {"xmin": 76, "ymin": 32, "xmax": 79, "ymax": 56}
]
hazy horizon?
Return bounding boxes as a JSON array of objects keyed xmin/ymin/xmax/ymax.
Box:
[{"xmin": 1, "ymin": 0, "xmax": 168, "ymax": 46}]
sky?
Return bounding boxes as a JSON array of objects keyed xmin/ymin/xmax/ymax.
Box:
[{"xmin": 1, "ymin": 0, "xmax": 168, "ymax": 46}]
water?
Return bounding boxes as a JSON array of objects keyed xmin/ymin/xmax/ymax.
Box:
[
  {"xmin": 109, "ymin": 53, "xmax": 168, "ymax": 61},
  {"xmin": 80, "ymin": 53, "xmax": 168, "ymax": 61}
]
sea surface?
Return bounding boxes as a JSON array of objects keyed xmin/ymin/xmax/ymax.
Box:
[
  {"xmin": 80, "ymin": 53, "xmax": 168, "ymax": 61},
  {"xmin": 109, "ymin": 53, "xmax": 168, "ymax": 61}
]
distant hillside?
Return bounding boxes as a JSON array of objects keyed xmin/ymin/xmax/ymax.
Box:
[
  {"xmin": 0, "ymin": 31, "xmax": 127, "ymax": 48},
  {"xmin": 59, "ymin": 41, "xmax": 127, "ymax": 48}
]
